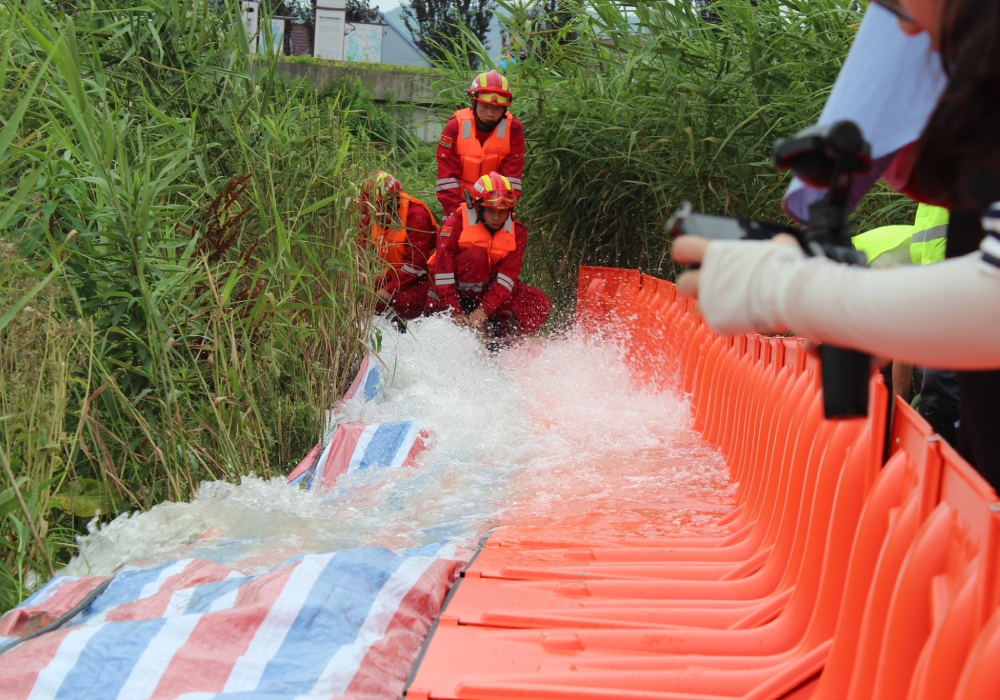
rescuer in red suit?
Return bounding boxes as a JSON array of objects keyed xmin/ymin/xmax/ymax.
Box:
[
  {"xmin": 427, "ymin": 172, "xmax": 552, "ymax": 342},
  {"xmin": 360, "ymin": 171, "xmax": 438, "ymax": 321},
  {"xmin": 435, "ymin": 70, "xmax": 525, "ymax": 217}
]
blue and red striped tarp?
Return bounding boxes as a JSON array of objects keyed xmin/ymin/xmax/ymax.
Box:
[
  {"xmin": 288, "ymin": 354, "xmax": 430, "ymax": 494},
  {"xmin": 0, "ymin": 545, "xmax": 461, "ymax": 699},
  {"xmin": 0, "ymin": 353, "xmax": 462, "ymax": 699}
]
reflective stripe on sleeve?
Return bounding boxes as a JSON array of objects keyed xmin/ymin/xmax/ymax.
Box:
[
  {"xmin": 436, "ymin": 182, "xmax": 460, "ymax": 192},
  {"xmin": 401, "ymin": 265, "xmax": 426, "ymax": 276},
  {"xmin": 435, "ymin": 274, "xmax": 456, "ymax": 285},
  {"xmin": 982, "ymin": 231, "xmax": 1000, "ymax": 258},
  {"xmin": 437, "ymin": 178, "xmax": 459, "ymax": 185},
  {"xmin": 496, "ymin": 273, "xmax": 515, "ymax": 292}
]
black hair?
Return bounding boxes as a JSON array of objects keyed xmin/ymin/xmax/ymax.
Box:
[{"xmin": 912, "ymin": 0, "xmax": 1000, "ymax": 205}]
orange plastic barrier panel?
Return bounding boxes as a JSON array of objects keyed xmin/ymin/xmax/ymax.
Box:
[{"xmin": 405, "ymin": 266, "xmax": 1000, "ymax": 700}]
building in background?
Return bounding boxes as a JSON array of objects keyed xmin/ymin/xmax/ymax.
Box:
[
  {"xmin": 239, "ymin": 2, "xmax": 293, "ymax": 57},
  {"xmin": 240, "ymin": 2, "xmax": 430, "ymax": 67},
  {"xmin": 313, "ymin": 1, "xmax": 346, "ymax": 60},
  {"xmin": 319, "ymin": 0, "xmax": 429, "ymax": 68},
  {"xmin": 378, "ymin": 14, "xmax": 430, "ymax": 67},
  {"xmin": 240, "ymin": 1, "xmax": 260, "ymax": 52},
  {"xmin": 341, "ymin": 14, "xmax": 429, "ymax": 67}
]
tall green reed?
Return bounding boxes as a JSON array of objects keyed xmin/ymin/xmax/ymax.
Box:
[{"xmin": 0, "ymin": 0, "xmax": 384, "ymax": 609}]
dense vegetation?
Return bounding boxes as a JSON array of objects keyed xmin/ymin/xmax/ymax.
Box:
[
  {"xmin": 0, "ymin": 0, "xmax": 390, "ymax": 609},
  {"xmin": 430, "ymin": 0, "xmax": 914, "ymax": 304},
  {"xmin": 1, "ymin": 0, "xmax": 918, "ymax": 612}
]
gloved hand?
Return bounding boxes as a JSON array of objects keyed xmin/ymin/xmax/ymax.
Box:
[{"xmin": 672, "ymin": 234, "xmax": 804, "ymax": 335}]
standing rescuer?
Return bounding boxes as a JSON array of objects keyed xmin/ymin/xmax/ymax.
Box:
[
  {"xmin": 361, "ymin": 170, "xmax": 438, "ymax": 321},
  {"xmin": 427, "ymin": 171, "xmax": 552, "ymax": 342},
  {"xmin": 435, "ymin": 70, "xmax": 525, "ymax": 217}
]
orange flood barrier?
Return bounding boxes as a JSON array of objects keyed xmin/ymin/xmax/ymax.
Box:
[{"xmin": 405, "ymin": 266, "xmax": 1000, "ymax": 700}]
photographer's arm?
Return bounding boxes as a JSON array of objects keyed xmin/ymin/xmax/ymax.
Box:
[{"xmin": 673, "ymin": 236, "xmax": 1000, "ymax": 370}]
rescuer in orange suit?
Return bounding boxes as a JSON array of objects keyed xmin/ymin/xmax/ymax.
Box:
[
  {"xmin": 427, "ymin": 172, "xmax": 552, "ymax": 342},
  {"xmin": 360, "ymin": 170, "xmax": 438, "ymax": 321},
  {"xmin": 435, "ymin": 70, "xmax": 525, "ymax": 217}
]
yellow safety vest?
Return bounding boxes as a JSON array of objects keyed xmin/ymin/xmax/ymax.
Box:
[
  {"xmin": 909, "ymin": 204, "xmax": 949, "ymax": 266},
  {"xmin": 851, "ymin": 225, "xmax": 916, "ymax": 268}
]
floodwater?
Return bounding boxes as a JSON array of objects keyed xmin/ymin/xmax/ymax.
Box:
[{"xmin": 64, "ymin": 316, "xmax": 734, "ymax": 578}]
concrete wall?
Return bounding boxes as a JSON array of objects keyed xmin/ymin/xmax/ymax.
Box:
[
  {"xmin": 271, "ymin": 60, "xmax": 446, "ymax": 141},
  {"xmin": 273, "ymin": 61, "xmax": 436, "ymax": 103}
]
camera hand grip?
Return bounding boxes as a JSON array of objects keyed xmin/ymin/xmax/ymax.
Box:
[{"xmin": 820, "ymin": 345, "xmax": 870, "ymax": 418}]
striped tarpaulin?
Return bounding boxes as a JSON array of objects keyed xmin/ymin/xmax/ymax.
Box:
[
  {"xmin": 0, "ymin": 351, "xmax": 462, "ymax": 698},
  {"xmin": 0, "ymin": 546, "xmax": 461, "ymax": 699},
  {"xmin": 287, "ymin": 354, "xmax": 430, "ymax": 494}
]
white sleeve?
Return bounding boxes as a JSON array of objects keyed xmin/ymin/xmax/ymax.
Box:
[{"xmin": 697, "ymin": 241, "xmax": 1000, "ymax": 370}]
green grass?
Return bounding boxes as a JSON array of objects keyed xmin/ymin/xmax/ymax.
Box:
[
  {"xmin": 278, "ymin": 55, "xmax": 440, "ymax": 75},
  {"xmin": 0, "ymin": 0, "xmax": 397, "ymax": 610}
]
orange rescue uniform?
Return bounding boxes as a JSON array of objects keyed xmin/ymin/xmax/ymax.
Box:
[
  {"xmin": 435, "ymin": 108, "xmax": 525, "ymax": 217},
  {"xmin": 428, "ymin": 204, "xmax": 551, "ymax": 338},
  {"xmin": 365, "ymin": 193, "xmax": 438, "ymax": 320}
]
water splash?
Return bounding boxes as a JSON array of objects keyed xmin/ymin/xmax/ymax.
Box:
[{"xmin": 65, "ymin": 316, "xmax": 733, "ymax": 577}]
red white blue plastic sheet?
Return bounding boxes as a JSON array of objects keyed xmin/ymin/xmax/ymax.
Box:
[
  {"xmin": 0, "ymin": 354, "xmax": 459, "ymax": 699},
  {"xmin": 0, "ymin": 546, "xmax": 460, "ymax": 699},
  {"xmin": 288, "ymin": 354, "xmax": 429, "ymax": 494}
]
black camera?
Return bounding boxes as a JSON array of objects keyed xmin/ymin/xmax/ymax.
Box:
[{"xmin": 668, "ymin": 120, "xmax": 873, "ymax": 419}]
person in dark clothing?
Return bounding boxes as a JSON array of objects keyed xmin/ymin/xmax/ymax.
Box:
[
  {"xmin": 948, "ymin": 209, "xmax": 1000, "ymax": 477},
  {"xmin": 907, "ymin": 6, "xmax": 1000, "ymax": 485}
]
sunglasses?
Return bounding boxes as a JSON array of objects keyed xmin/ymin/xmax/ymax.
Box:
[{"xmin": 875, "ymin": 0, "xmax": 915, "ymax": 23}]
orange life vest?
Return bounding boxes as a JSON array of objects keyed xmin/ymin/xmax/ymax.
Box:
[
  {"xmin": 454, "ymin": 108, "xmax": 513, "ymax": 196},
  {"xmin": 371, "ymin": 193, "xmax": 437, "ymax": 272},
  {"xmin": 458, "ymin": 203, "xmax": 517, "ymax": 274}
]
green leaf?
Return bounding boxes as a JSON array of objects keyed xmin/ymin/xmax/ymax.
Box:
[
  {"xmin": 50, "ymin": 479, "xmax": 121, "ymax": 518},
  {"xmin": 0, "ymin": 486, "xmax": 20, "ymax": 520},
  {"xmin": 0, "ymin": 268, "xmax": 58, "ymax": 335}
]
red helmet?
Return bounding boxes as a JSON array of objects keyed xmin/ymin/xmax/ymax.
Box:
[
  {"xmin": 366, "ymin": 170, "xmax": 402, "ymax": 203},
  {"xmin": 472, "ymin": 172, "xmax": 516, "ymax": 210},
  {"xmin": 468, "ymin": 70, "xmax": 513, "ymax": 107}
]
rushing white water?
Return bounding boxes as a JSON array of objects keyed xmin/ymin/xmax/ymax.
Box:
[{"xmin": 65, "ymin": 315, "xmax": 733, "ymax": 577}]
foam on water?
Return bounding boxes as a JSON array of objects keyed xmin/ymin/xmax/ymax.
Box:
[{"xmin": 64, "ymin": 316, "xmax": 733, "ymax": 577}]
